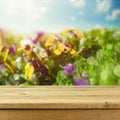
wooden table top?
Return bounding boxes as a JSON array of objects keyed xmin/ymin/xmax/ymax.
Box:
[{"xmin": 0, "ymin": 86, "xmax": 120, "ymax": 109}]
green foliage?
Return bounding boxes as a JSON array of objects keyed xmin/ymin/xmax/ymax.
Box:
[
  {"xmin": 56, "ymin": 71, "xmax": 73, "ymax": 85},
  {"xmin": 0, "ymin": 28, "xmax": 120, "ymax": 85}
]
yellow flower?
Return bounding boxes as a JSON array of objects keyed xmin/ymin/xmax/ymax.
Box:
[
  {"xmin": 78, "ymin": 33, "xmax": 85, "ymax": 39},
  {"xmin": 11, "ymin": 60, "xmax": 16, "ymax": 68},
  {"xmin": 58, "ymin": 43, "xmax": 66, "ymax": 50},
  {"xmin": 54, "ymin": 49, "xmax": 61, "ymax": 55},
  {"xmin": 5, "ymin": 63, "xmax": 14, "ymax": 73},
  {"xmin": 0, "ymin": 42, "xmax": 2, "ymax": 49},
  {"xmin": 69, "ymin": 49, "xmax": 76, "ymax": 54},
  {"xmin": 54, "ymin": 43, "xmax": 76, "ymax": 55},
  {"xmin": 0, "ymin": 43, "xmax": 2, "ymax": 55},
  {"xmin": 45, "ymin": 35, "xmax": 55, "ymax": 47},
  {"xmin": 54, "ymin": 43, "xmax": 66, "ymax": 55},
  {"xmin": 74, "ymin": 30, "xmax": 85, "ymax": 39},
  {"xmin": 25, "ymin": 63, "xmax": 34, "ymax": 79},
  {"xmin": 4, "ymin": 49, "xmax": 9, "ymax": 62},
  {"xmin": 65, "ymin": 46, "xmax": 76, "ymax": 54},
  {"xmin": 60, "ymin": 30, "xmax": 67, "ymax": 37},
  {"xmin": 17, "ymin": 46, "xmax": 24, "ymax": 52}
]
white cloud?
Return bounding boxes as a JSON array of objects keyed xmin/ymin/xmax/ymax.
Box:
[
  {"xmin": 0, "ymin": 0, "xmax": 52, "ymax": 23},
  {"xmin": 0, "ymin": 0, "xmax": 54, "ymax": 33},
  {"xmin": 70, "ymin": 0, "xmax": 85, "ymax": 8},
  {"xmin": 97, "ymin": 0, "xmax": 112, "ymax": 13},
  {"xmin": 106, "ymin": 9, "xmax": 120, "ymax": 21}
]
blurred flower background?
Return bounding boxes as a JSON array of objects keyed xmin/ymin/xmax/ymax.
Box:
[{"xmin": 0, "ymin": 0, "xmax": 120, "ymax": 86}]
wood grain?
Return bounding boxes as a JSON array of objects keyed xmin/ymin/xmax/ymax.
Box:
[
  {"xmin": 0, "ymin": 86, "xmax": 120, "ymax": 109},
  {"xmin": 0, "ymin": 86, "xmax": 120, "ymax": 120},
  {"xmin": 1, "ymin": 109, "xmax": 120, "ymax": 120}
]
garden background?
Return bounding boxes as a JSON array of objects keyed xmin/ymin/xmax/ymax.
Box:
[{"xmin": 0, "ymin": 0, "xmax": 120, "ymax": 86}]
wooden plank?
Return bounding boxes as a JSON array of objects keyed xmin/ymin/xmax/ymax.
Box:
[
  {"xmin": 1, "ymin": 86, "xmax": 120, "ymax": 90},
  {"xmin": 0, "ymin": 109, "xmax": 120, "ymax": 120},
  {"xmin": 0, "ymin": 86, "xmax": 120, "ymax": 109}
]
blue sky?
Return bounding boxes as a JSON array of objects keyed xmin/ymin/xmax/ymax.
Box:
[{"xmin": 0, "ymin": 0, "xmax": 120, "ymax": 33}]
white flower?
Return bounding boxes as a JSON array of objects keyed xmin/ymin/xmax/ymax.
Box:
[
  {"xmin": 15, "ymin": 57, "xmax": 22, "ymax": 63},
  {"xmin": 20, "ymin": 38, "xmax": 32, "ymax": 46}
]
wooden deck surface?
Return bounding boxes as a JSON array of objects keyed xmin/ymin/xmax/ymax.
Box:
[{"xmin": 0, "ymin": 86, "xmax": 120, "ymax": 120}]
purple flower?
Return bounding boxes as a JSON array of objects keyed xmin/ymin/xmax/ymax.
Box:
[
  {"xmin": 75, "ymin": 78, "xmax": 90, "ymax": 86},
  {"xmin": 31, "ymin": 32, "xmax": 44, "ymax": 44},
  {"xmin": 9, "ymin": 44, "xmax": 17, "ymax": 54},
  {"xmin": 31, "ymin": 60, "xmax": 39, "ymax": 72},
  {"xmin": 63, "ymin": 63, "xmax": 76, "ymax": 76},
  {"xmin": 46, "ymin": 50, "xmax": 51, "ymax": 56},
  {"xmin": 25, "ymin": 45, "xmax": 31, "ymax": 51},
  {"xmin": 9, "ymin": 47, "xmax": 15, "ymax": 54},
  {"xmin": 40, "ymin": 65, "xmax": 49, "ymax": 76}
]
